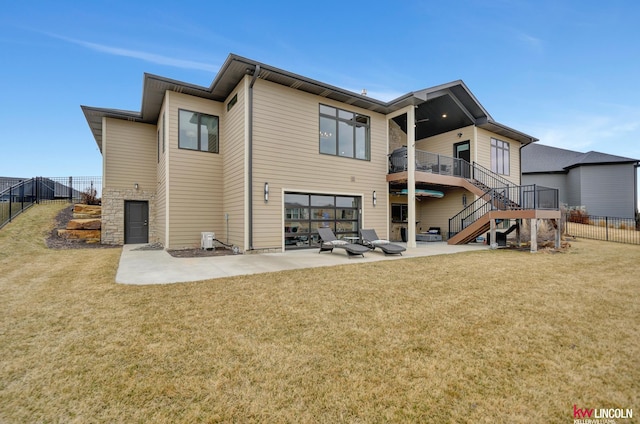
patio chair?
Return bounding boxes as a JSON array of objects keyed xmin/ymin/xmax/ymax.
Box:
[
  {"xmin": 317, "ymin": 228, "xmax": 369, "ymax": 258},
  {"xmin": 360, "ymin": 229, "xmax": 406, "ymax": 255}
]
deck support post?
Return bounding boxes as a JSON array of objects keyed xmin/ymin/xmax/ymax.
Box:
[
  {"xmin": 530, "ymin": 218, "xmax": 538, "ymax": 253},
  {"xmin": 515, "ymin": 219, "xmax": 521, "ymax": 247},
  {"xmin": 489, "ymin": 218, "xmax": 497, "ymax": 249},
  {"xmin": 406, "ymin": 106, "xmax": 417, "ymax": 248},
  {"xmin": 553, "ymin": 219, "xmax": 561, "ymax": 249}
]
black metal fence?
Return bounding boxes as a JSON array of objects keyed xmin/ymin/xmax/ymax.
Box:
[
  {"xmin": 0, "ymin": 176, "xmax": 101, "ymax": 229},
  {"xmin": 564, "ymin": 212, "xmax": 640, "ymax": 245}
]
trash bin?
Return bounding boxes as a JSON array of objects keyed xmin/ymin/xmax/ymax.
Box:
[
  {"xmin": 486, "ymin": 232, "xmax": 506, "ymax": 247},
  {"xmin": 401, "ymin": 227, "xmax": 407, "ymax": 242}
]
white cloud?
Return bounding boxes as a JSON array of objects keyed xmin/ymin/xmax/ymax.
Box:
[
  {"xmin": 515, "ymin": 31, "xmax": 543, "ymax": 53},
  {"xmin": 46, "ymin": 32, "xmax": 219, "ymax": 72},
  {"xmin": 530, "ymin": 109, "xmax": 640, "ymax": 158}
]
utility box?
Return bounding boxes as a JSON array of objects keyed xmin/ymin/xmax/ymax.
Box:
[{"xmin": 201, "ymin": 232, "xmax": 215, "ymax": 250}]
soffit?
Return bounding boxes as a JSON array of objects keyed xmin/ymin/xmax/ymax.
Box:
[{"xmin": 82, "ymin": 53, "xmax": 536, "ymax": 149}]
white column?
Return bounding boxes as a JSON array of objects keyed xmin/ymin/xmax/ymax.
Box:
[
  {"xmin": 530, "ymin": 218, "xmax": 538, "ymax": 253},
  {"xmin": 407, "ymin": 106, "xmax": 417, "ymax": 248},
  {"xmin": 490, "ymin": 218, "xmax": 497, "ymax": 249}
]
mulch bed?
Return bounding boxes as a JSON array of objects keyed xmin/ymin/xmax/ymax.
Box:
[{"xmin": 167, "ymin": 247, "xmax": 236, "ymax": 258}]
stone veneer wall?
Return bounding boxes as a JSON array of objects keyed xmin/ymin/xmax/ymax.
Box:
[
  {"xmin": 389, "ymin": 120, "xmax": 407, "ymax": 154},
  {"xmin": 101, "ymin": 188, "xmax": 157, "ymax": 245}
]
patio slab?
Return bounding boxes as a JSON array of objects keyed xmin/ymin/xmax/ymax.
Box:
[{"xmin": 116, "ymin": 242, "xmax": 487, "ymax": 285}]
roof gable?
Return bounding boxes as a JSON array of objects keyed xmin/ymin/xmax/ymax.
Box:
[{"xmin": 522, "ymin": 143, "xmax": 639, "ymax": 173}]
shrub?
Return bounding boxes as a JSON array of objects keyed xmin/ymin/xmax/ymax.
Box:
[
  {"xmin": 568, "ymin": 209, "xmax": 590, "ymax": 224},
  {"xmin": 80, "ymin": 187, "xmax": 101, "ymax": 205}
]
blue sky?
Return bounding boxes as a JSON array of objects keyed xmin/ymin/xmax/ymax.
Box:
[{"xmin": 1, "ymin": 0, "xmax": 639, "ymax": 206}]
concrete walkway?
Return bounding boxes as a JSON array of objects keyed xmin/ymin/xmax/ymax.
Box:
[{"xmin": 116, "ymin": 242, "xmax": 488, "ymax": 285}]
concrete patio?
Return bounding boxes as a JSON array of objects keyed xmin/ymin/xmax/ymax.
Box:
[{"xmin": 116, "ymin": 242, "xmax": 487, "ymax": 285}]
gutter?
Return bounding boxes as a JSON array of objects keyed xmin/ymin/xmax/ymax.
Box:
[{"xmin": 248, "ymin": 65, "xmax": 260, "ymax": 250}]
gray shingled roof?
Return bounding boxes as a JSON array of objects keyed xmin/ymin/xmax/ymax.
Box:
[{"xmin": 522, "ymin": 143, "xmax": 639, "ymax": 173}]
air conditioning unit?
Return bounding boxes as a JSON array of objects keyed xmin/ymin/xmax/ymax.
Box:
[{"xmin": 201, "ymin": 232, "xmax": 215, "ymax": 250}]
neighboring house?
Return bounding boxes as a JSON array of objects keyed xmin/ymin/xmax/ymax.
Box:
[
  {"xmin": 522, "ymin": 144, "xmax": 639, "ymax": 219},
  {"xmin": 82, "ymin": 53, "xmax": 559, "ymax": 252}
]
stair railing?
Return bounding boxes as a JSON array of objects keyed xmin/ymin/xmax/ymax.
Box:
[
  {"xmin": 448, "ymin": 184, "xmax": 560, "ymax": 239},
  {"xmin": 470, "ymin": 162, "xmax": 514, "ymax": 191}
]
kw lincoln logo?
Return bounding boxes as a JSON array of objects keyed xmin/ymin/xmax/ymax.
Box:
[{"xmin": 573, "ymin": 404, "xmax": 633, "ymax": 423}]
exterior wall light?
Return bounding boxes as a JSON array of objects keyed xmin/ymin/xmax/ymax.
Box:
[
  {"xmin": 134, "ymin": 183, "xmax": 139, "ymax": 190},
  {"xmin": 264, "ymin": 182, "xmax": 269, "ymax": 202},
  {"xmin": 462, "ymin": 193, "xmax": 467, "ymax": 207},
  {"xmin": 373, "ymin": 190, "xmax": 377, "ymax": 206}
]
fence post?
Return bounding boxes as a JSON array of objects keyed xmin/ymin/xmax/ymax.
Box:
[
  {"xmin": 68, "ymin": 176, "xmax": 73, "ymax": 203},
  {"xmin": 8, "ymin": 185, "xmax": 12, "ymax": 223},
  {"xmin": 605, "ymin": 217, "xmax": 609, "ymax": 241}
]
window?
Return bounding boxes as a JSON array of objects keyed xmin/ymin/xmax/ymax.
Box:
[
  {"xmin": 179, "ymin": 109, "xmax": 219, "ymax": 153},
  {"xmin": 491, "ymin": 138, "xmax": 510, "ymax": 175},
  {"xmin": 391, "ymin": 203, "xmax": 408, "ymax": 222},
  {"xmin": 319, "ymin": 105, "xmax": 370, "ymax": 160}
]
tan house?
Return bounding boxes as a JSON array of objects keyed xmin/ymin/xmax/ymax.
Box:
[{"xmin": 82, "ymin": 54, "xmax": 560, "ymax": 253}]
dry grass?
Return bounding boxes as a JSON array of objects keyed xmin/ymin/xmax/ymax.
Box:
[{"xmin": 1, "ymin": 204, "xmax": 639, "ymax": 423}]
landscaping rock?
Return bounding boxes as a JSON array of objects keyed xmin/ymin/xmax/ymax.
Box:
[
  {"xmin": 67, "ymin": 218, "xmax": 101, "ymax": 230},
  {"xmin": 57, "ymin": 229, "xmax": 101, "ymax": 242},
  {"xmin": 73, "ymin": 204, "xmax": 101, "ymax": 218}
]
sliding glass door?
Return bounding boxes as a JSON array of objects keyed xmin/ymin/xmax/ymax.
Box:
[{"xmin": 284, "ymin": 193, "xmax": 360, "ymax": 250}]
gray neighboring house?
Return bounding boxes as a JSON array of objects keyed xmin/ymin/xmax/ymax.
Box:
[{"xmin": 522, "ymin": 143, "xmax": 639, "ymax": 219}]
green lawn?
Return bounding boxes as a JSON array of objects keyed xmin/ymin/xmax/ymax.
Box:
[{"xmin": 1, "ymin": 204, "xmax": 639, "ymax": 423}]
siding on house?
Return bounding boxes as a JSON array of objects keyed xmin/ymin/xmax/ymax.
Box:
[
  {"xmin": 415, "ymin": 187, "xmax": 468, "ymax": 238},
  {"xmin": 251, "ymin": 78, "xmax": 390, "ymax": 249},
  {"xmin": 577, "ymin": 164, "xmax": 636, "ymax": 218},
  {"xmin": 476, "ymin": 128, "xmax": 521, "ymax": 186},
  {"xmin": 521, "ymin": 173, "xmax": 568, "ymax": 205},
  {"xmin": 221, "ymin": 80, "xmax": 247, "ymax": 250},
  {"xmin": 566, "ymin": 166, "xmax": 582, "ymax": 209},
  {"xmin": 103, "ymin": 119, "xmax": 157, "ymax": 189},
  {"xmin": 165, "ymin": 91, "xmax": 224, "ymax": 249},
  {"xmin": 156, "ymin": 102, "xmax": 168, "ymax": 246},
  {"xmin": 415, "ymin": 125, "xmax": 475, "ymax": 159},
  {"xmin": 101, "ymin": 118, "xmax": 158, "ymax": 245}
]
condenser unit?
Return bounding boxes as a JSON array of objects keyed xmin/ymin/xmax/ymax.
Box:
[{"xmin": 201, "ymin": 232, "xmax": 215, "ymax": 250}]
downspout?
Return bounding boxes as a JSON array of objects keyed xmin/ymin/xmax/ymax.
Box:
[
  {"xmin": 248, "ymin": 65, "xmax": 260, "ymax": 250},
  {"xmin": 635, "ymin": 162, "xmax": 639, "ymax": 218}
]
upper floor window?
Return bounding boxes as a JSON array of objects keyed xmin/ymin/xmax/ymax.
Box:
[
  {"xmin": 319, "ymin": 105, "xmax": 370, "ymax": 160},
  {"xmin": 491, "ymin": 138, "xmax": 510, "ymax": 175},
  {"xmin": 179, "ymin": 109, "xmax": 219, "ymax": 153}
]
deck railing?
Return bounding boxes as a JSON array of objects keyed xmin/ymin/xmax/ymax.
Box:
[
  {"xmin": 389, "ymin": 148, "xmax": 515, "ymax": 190},
  {"xmin": 448, "ymin": 184, "xmax": 559, "ymax": 238}
]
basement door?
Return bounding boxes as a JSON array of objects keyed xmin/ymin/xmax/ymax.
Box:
[{"xmin": 125, "ymin": 200, "xmax": 148, "ymax": 244}]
